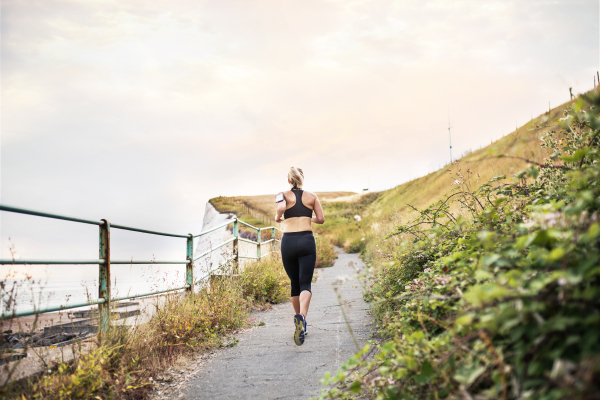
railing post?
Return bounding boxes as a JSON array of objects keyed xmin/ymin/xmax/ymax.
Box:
[
  {"xmin": 271, "ymin": 227, "xmax": 275, "ymax": 254},
  {"xmin": 99, "ymin": 219, "xmax": 111, "ymax": 333},
  {"xmin": 257, "ymin": 228, "xmax": 261, "ymax": 259},
  {"xmin": 186, "ymin": 234, "xmax": 194, "ymax": 293},
  {"xmin": 233, "ymin": 219, "xmax": 239, "ymax": 273}
]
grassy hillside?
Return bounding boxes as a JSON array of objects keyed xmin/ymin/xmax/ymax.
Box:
[
  {"xmin": 317, "ymin": 97, "xmax": 579, "ymax": 252},
  {"xmin": 210, "ymin": 191, "xmax": 355, "ymax": 229},
  {"xmin": 211, "ymin": 96, "xmax": 578, "ymax": 251},
  {"xmin": 321, "ymin": 89, "xmax": 600, "ymax": 400}
]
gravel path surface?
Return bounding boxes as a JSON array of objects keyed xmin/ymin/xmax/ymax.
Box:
[{"xmin": 182, "ymin": 248, "xmax": 374, "ymax": 400}]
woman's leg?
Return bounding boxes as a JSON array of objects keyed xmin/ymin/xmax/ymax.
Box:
[
  {"xmin": 280, "ymin": 235, "xmax": 301, "ymax": 314},
  {"xmin": 291, "ymin": 296, "xmax": 300, "ymax": 314},
  {"xmin": 297, "ymin": 251, "xmax": 316, "ymax": 318},
  {"xmin": 299, "ymin": 290, "xmax": 312, "ymax": 317}
]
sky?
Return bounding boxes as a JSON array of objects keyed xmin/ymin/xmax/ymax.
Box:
[{"xmin": 1, "ymin": 0, "xmax": 599, "ymax": 275}]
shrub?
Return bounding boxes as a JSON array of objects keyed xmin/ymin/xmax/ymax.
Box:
[
  {"xmin": 316, "ymin": 234, "xmax": 338, "ymax": 268},
  {"xmin": 240, "ymin": 254, "xmax": 290, "ymax": 304},
  {"xmin": 321, "ymin": 93, "xmax": 600, "ymax": 399},
  {"xmin": 32, "ymin": 344, "xmax": 123, "ymax": 399},
  {"xmin": 348, "ymin": 237, "xmax": 367, "ymax": 254}
]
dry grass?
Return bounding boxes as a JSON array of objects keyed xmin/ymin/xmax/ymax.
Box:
[
  {"xmin": 315, "ymin": 234, "xmax": 337, "ymax": 268},
  {"xmin": 317, "ymin": 98, "xmax": 578, "ymax": 252},
  {"xmin": 234, "ymin": 191, "xmax": 355, "ymax": 217},
  {"xmin": 210, "ymin": 192, "xmax": 355, "ymax": 229},
  {"xmin": 240, "ymin": 254, "xmax": 289, "ymax": 304},
  {"xmin": 1, "ymin": 255, "xmax": 289, "ymax": 400}
]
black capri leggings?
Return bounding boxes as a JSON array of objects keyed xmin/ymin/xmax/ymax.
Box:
[{"xmin": 281, "ymin": 231, "xmax": 316, "ymax": 297}]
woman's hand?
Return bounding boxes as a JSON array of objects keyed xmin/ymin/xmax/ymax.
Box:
[{"xmin": 275, "ymin": 214, "xmax": 283, "ymax": 223}]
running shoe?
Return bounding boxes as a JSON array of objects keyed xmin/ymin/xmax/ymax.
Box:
[
  {"xmin": 304, "ymin": 317, "xmax": 308, "ymax": 336},
  {"xmin": 293, "ymin": 314, "xmax": 305, "ymax": 346}
]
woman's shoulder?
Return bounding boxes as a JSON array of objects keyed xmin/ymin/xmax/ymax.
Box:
[
  {"xmin": 280, "ymin": 190, "xmax": 294, "ymax": 200},
  {"xmin": 301, "ymin": 190, "xmax": 318, "ymax": 200}
]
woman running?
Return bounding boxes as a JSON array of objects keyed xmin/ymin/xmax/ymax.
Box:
[{"xmin": 275, "ymin": 166, "xmax": 325, "ymax": 346}]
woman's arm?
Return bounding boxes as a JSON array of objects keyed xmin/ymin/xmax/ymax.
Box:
[
  {"xmin": 311, "ymin": 194, "xmax": 325, "ymax": 224},
  {"xmin": 275, "ymin": 193, "xmax": 287, "ymax": 223}
]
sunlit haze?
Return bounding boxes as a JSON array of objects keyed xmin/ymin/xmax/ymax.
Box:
[{"xmin": 1, "ymin": 0, "xmax": 598, "ymax": 275}]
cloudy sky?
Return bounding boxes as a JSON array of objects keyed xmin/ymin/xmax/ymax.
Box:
[{"xmin": 1, "ymin": 0, "xmax": 598, "ymax": 269}]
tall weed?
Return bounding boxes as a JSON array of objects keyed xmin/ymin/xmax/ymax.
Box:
[
  {"xmin": 315, "ymin": 235, "xmax": 337, "ymax": 268},
  {"xmin": 240, "ymin": 254, "xmax": 289, "ymax": 304}
]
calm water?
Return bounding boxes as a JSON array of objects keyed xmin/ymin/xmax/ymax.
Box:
[
  {"xmin": 2, "ymin": 264, "xmax": 196, "ymax": 314},
  {"xmin": 1, "ymin": 205, "xmax": 236, "ymax": 315}
]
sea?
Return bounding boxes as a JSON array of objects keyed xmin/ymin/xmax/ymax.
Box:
[
  {"xmin": 2, "ymin": 203, "xmax": 236, "ymax": 315},
  {"xmin": 2, "ymin": 264, "xmax": 192, "ymax": 314}
]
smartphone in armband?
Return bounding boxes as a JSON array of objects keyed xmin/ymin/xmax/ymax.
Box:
[{"xmin": 275, "ymin": 193, "xmax": 285, "ymax": 203}]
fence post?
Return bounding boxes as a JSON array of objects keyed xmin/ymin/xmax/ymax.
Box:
[
  {"xmin": 257, "ymin": 228, "xmax": 261, "ymax": 259},
  {"xmin": 98, "ymin": 219, "xmax": 111, "ymax": 333},
  {"xmin": 233, "ymin": 219, "xmax": 239, "ymax": 273},
  {"xmin": 271, "ymin": 227, "xmax": 275, "ymax": 254},
  {"xmin": 186, "ymin": 234, "xmax": 194, "ymax": 293}
]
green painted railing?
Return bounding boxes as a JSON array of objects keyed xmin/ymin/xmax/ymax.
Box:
[{"xmin": 0, "ymin": 204, "xmax": 282, "ymax": 330}]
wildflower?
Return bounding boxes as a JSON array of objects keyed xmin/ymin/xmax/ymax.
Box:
[
  {"xmin": 558, "ymin": 278, "xmax": 567, "ymax": 286},
  {"xmin": 434, "ymin": 275, "xmax": 450, "ymax": 286},
  {"xmin": 424, "ymin": 268, "xmax": 431, "ymax": 273}
]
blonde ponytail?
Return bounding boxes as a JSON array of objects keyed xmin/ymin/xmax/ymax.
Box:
[{"xmin": 288, "ymin": 166, "xmax": 304, "ymax": 189}]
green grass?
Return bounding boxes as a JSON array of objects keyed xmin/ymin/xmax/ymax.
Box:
[
  {"xmin": 319, "ymin": 90, "xmax": 600, "ymax": 400},
  {"xmin": 210, "ymin": 196, "xmax": 272, "ymax": 229},
  {"xmin": 316, "ymin": 98, "xmax": 579, "ymax": 252},
  {"xmin": 314, "ymin": 192, "xmax": 381, "ymax": 252}
]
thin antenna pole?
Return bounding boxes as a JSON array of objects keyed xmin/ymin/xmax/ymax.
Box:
[{"xmin": 448, "ymin": 105, "xmax": 453, "ymax": 163}]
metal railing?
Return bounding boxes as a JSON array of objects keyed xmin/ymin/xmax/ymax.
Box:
[{"xmin": 0, "ymin": 204, "xmax": 282, "ymax": 330}]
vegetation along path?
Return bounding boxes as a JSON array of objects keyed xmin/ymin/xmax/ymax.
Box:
[{"xmin": 182, "ymin": 248, "xmax": 373, "ymax": 400}]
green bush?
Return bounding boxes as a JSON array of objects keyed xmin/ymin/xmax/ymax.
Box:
[
  {"xmin": 240, "ymin": 254, "xmax": 290, "ymax": 304},
  {"xmin": 321, "ymin": 93, "xmax": 600, "ymax": 400},
  {"xmin": 316, "ymin": 234, "xmax": 338, "ymax": 268},
  {"xmin": 348, "ymin": 237, "xmax": 367, "ymax": 254}
]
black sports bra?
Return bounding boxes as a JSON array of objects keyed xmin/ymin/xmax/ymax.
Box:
[{"xmin": 284, "ymin": 190, "xmax": 313, "ymax": 219}]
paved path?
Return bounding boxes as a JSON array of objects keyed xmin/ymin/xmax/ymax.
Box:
[{"xmin": 183, "ymin": 248, "xmax": 373, "ymax": 400}]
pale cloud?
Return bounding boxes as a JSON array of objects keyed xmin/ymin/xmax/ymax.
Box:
[{"xmin": 1, "ymin": 0, "xmax": 598, "ymax": 269}]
